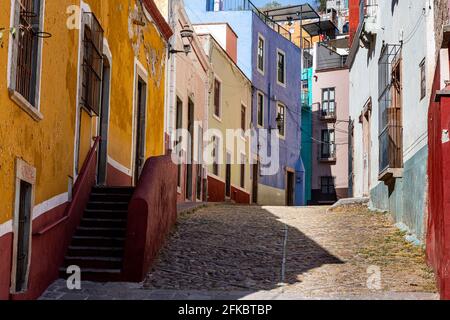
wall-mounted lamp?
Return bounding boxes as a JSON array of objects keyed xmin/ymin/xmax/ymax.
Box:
[{"xmin": 169, "ymin": 25, "xmax": 194, "ymax": 56}]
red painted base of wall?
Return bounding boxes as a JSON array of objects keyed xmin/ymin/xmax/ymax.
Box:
[
  {"xmin": 1, "ymin": 140, "xmax": 99, "ymax": 300},
  {"xmin": 0, "ymin": 233, "xmax": 12, "ymax": 300},
  {"xmin": 207, "ymin": 175, "xmax": 225, "ymax": 202},
  {"xmin": 106, "ymin": 163, "xmax": 132, "ymax": 187},
  {"xmin": 230, "ymin": 186, "xmax": 250, "ymax": 204}
]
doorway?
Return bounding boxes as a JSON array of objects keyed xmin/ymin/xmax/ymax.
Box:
[
  {"xmin": 185, "ymin": 99, "xmax": 194, "ymax": 200},
  {"xmin": 362, "ymin": 104, "xmax": 371, "ymax": 197},
  {"xmin": 134, "ymin": 77, "xmax": 147, "ymax": 184},
  {"xmin": 252, "ymin": 162, "xmax": 259, "ymax": 204},
  {"xmin": 286, "ymin": 170, "xmax": 295, "ymax": 206},
  {"xmin": 13, "ymin": 180, "xmax": 32, "ymax": 293},
  {"xmin": 225, "ymin": 153, "xmax": 231, "ymax": 199},
  {"xmin": 97, "ymin": 56, "xmax": 111, "ymax": 185}
]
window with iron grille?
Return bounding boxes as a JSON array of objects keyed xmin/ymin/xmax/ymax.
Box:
[
  {"xmin": 80, "ymin": 12, "xmax": 103, "ymax": 116},
  {"xmin": 321, "ymin": 129, "xmax": 335, "ymax": 159},
  {"xmin": 176, "ymin": 97, "xmax": 183, "ymax": 188},
  {"xmin": 420, "ymin": 58, "xmax": 426, "ymax": 100},
  {"xmin": 320, "ymin": 177, "xmax": 335, "ymax": 195},
  {"xmin": 214, "ymin": 78, "xmax": 221, "ymax": 118},
  {"xmin": 10, "ymin": 0, "xmax": 43, "ymax": 108},
  {"xmin": 378, "ymin": 44, "xmax": 403, "ymax": 173}
]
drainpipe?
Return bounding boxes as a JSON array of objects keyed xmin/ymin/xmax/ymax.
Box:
[{"xmin": 165, "ymin": 0, "xmax": 177, "ymax": 154}]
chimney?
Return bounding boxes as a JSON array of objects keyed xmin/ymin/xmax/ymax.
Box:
[{"xmin": 225, "ymin": 24, "xmax": 238, "ymax": 64}]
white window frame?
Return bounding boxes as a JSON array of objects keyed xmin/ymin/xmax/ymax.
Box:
[
  {"xmin": 7, "ymin": 0, "xmax": 46, "ymax": 121},
  {"xmin": 276, "ymin": 48, "xmax": 287, "ymax": 87},
  {"xmin": 277, "ymin": 102, "xmax": 286, "ymax": 140},
  {"xmin": 10, "ymin": 158, "xmax": 36, "ymax": 294},
  {"xmin": 257, "ymin": 33, "xmax": 265, "ymax": 75},
  {"xmin": 213, "ymin": 76, "xmax": 222, "ymax": 121}
]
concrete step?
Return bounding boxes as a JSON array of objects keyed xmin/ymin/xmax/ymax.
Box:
[
  {"xmin": 80, "ymin": 217, "xmax": 127, "ymax": 229},
  {"xmin": 72, "ymin": 235, "xmax": 125, "ymax": 247},
  {"xmin": 90, "ymin": 193, "xmax": 133, "ymax": 203},
  {"xmin": 64, "ymin": 256, "xmax": 123, "ymax": 270},
  {"xmin": 67, "ymin": 246, "xmax": 124, "ymax": 258},
  {"xmin": 86, "ymin": 201, "xmax": 129, "ymax": 211},
  {"xmin": 75, "ymin": 226, "xmax": 126, "ymax": 238},
  {"xmin": 59, "ymin": 267, "xmax": 122, "ymax": 282},
  {"xmin": 83, "ymin": 209, "xmax": 128, "ymax": 219}
]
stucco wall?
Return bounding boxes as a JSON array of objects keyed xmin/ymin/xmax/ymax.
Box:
[
  {"xmin": 251, "ymin": 13, "xmax": 302, "ymax": 197},
  {"xmin": 200, "ymin": 35, "xmax": 252, "ymax": 200},
  {"xmin": 311, "ymin": 67, "xmax": 349, "ymax": 201},
  {"xmin": 349, "ymin": 0, "xmax": 437, "ymax": 240}
]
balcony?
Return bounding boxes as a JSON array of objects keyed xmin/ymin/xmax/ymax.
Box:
[
  {"xmin": 319, "ymin": 148, "xmax": 337, "ymax": 163},
  {"xmin": 206, "ymin": 0, "xmax": 292, "ymax": 42},
  {"xmin": 358, "ymin": 0, "xmax": 379, "ymax": 43},
  {"xmin": 316, "ymin": 43, "xmax": 347, "ymax": 71},
  {"xmin": 301, "ymin": 90, "xmax": 310, "ymax": 107},
  {"xmin": 319, "ymin": 102, "xmax": 337, "ymax": 122}
]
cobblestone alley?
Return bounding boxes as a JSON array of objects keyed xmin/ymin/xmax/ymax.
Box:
[{"xmin": 41, "ymin": 204, "xmax": 438, "ymax": 300}]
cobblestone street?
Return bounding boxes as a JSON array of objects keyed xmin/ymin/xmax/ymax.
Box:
[{"xmin": 41, "ymin": 204, "xmax": 438, "ymax": 300}]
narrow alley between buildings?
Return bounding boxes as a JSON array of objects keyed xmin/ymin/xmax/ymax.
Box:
[{"xmin": 41, "ymin": 204, "xmax": 437, "ymax": 300}]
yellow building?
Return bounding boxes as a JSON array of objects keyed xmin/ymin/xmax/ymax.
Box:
[
  {"xmin": 0, "ymin": 0, "xmax": 171, "ymax": 299},
  {"xmin": 196, "ymin": 27, "xmax": 253, "ymax": 204}
]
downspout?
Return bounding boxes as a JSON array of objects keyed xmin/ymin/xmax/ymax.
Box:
[{"xmin": 165, "ymin": 0, "xmax": 177, "ymax": 154}]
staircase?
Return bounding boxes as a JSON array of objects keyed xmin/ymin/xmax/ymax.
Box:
[{"xmin": 60, "ymin": 186, "xmax": 134, "ymax": 282}]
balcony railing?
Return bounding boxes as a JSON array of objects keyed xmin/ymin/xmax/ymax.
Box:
[
  {"xmin": 379, "ymin": 108, "xmax": 403, "ymax": 175},
  {"xmin": 319, "ymin": 147, "xmax": 337, "ymax": 162},
  {"xmin": 206, "ymin": 0, "xmax": 292, "ymax": 41}
]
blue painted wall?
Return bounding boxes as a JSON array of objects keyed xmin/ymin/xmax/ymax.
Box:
[
  {"xmin": 301, "ymin": 68, "xmax": 313, "ymax": 204},
  {"xmin": 185, "ymin": 1, "xmax": 254, "ymax": 79},
  {"xmin": 186, "ymin": 0, "xmax": 303, "ymax": 202},
  {"xmin": 251, "ymin": 14, "xmax": 302, "ymax": 194},
  {"xmin": 370, "ymin": 145, "xmax": 428, "ymax": 243}
]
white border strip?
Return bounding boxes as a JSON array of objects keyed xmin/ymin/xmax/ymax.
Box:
[
  {"xmin": 32, "ymin": 192, "xmax": 69, "ymax": 220},
  {"xmin": 1, "ymin": 191, "xmax": 69, "ymax": 238},
  {"xmin": 107, "ymin": 156, "xmax": 132, "ymax": 176},
  {"xmin": 0, "ymin": 220, "xmax": 13, "ymax": 238}
]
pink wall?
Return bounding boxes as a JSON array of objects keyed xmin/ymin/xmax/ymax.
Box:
[
  {"xmin": 311, "ymin": 68, "xmax": 350, "ymax": 201},
  {"xmin": 173, "ymin": 10, "xmax": 210, "ymax": 203}
]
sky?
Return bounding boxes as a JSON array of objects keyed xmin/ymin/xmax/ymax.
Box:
[{"xmin": 252, "ymin": 0, "xmax": 316, "ymax": 8}]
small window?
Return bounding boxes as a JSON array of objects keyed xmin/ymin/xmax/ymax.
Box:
[
  {"xmin": 214, "ymin": 78, "xmax": 221, "ymax": 118},
  {"xmin": 257, "ymin": 92, "xmax": 264, "ymax": 127},
  {"xmin": 321, "ymin": 129, "xmax": 336, "ymax": 158},
  {"xmin": 241, "ymin": 105, "xmax": 246, "ymax": 134},
  {"xmin": 277, "ymin": 50, "xmax": 286, "ymax": 85},
  {"xmin": 320, "ymin": 177, "xmax": 335, "ymax": 195},
  {"xmin": 277, "ymin": 103, "xmax": 286, "ymax": 137},
  {"xmin": 240, "ymin": 154, "xmax": 245, "ymax": 188},
  {"xmin": 420, "ymin": 59, "xmax": 426, "ymax": 100},
  {"xmin": 257, "ymin": 35, "xmax": 265, "ymax": 73},
  {"xmin": 321, "ymin": 88, "xmax": 336, "ymax": 116}
]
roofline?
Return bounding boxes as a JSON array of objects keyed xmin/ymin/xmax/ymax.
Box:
[{"xmin": 142, "ymin": 0, "xmax": 173, "ymax": 42}]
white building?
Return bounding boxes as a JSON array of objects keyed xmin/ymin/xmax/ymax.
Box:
[{"xmin": 347, "ymin": 0, "xmax": 448, "ymax": 242}]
